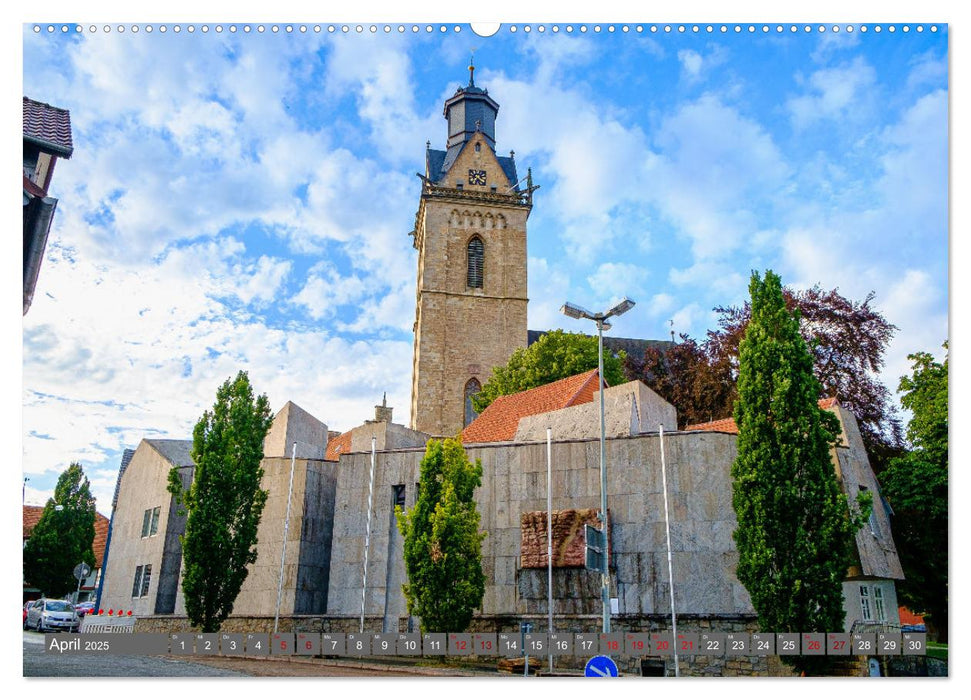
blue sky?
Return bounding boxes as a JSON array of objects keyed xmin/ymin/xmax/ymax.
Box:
[{"xmin": 20, "ymin": 19, "xmax": 948, "ymax": 515}]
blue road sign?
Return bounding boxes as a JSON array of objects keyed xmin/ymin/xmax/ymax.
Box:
[{"xmin": 584, "ymin": 655, "xmax": 619, "ymax": 677}]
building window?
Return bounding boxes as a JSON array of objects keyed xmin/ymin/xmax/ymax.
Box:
[
  {"xmin": 140, "ymin": 564, "xmax": 152, "ymax": 597},
  {"xmin": 467, "ymin": 236, "xmax": 484, "ymax": 288},
  {"xmin": 874, "ymin": 586, "xmax": 886, "ymax": 622},
  {"xmin": 464, "ymin": 378, "xmax": 482, "ymax": 426},
  {"xmin": 392, "ymin": 484, "xmax": 406, "ymax": 509},
  {"xmin": 141, "ymin": 506, "xmax": 160, "ymax": 537},
  {"xmin": 132, "ymin": 566, "xmax": 143, "ymax": 597},
  {"xmin": 132, "ymin": 563, "xmax": 153, "ymax": 598},
  {"xmin": 860, "ymin": 585, "xmax": 872, "ymax": 622}
]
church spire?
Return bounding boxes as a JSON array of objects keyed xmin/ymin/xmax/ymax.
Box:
[{"xmin": 468, "ymin": 54, "xmax": 475, "ymax": 87}]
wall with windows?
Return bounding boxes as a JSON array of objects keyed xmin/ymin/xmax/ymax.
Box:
[
  {"xmin": 99, "ymin": 440, "xmax": 190, "ymax": 617},
  {"xmin": 843, "ymin": 580, "xmax": 901, "ymax": 629}
]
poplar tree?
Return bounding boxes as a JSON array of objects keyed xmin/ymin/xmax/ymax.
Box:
[
  {"xmin": 168, "ymin": 371, "xmax": 272, "ymax": 632},
  {"xmin": 731, "ymin": 271, "xmax": 868, "ymax": 674},
  {"xmin": 396, "ymin": 438, "xmax": 486, "ymax": 633},
  {"xmin": 23, "ymin": 462, "xmax": 96, "ymax": 598}
]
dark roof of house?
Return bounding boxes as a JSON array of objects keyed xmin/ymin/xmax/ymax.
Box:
[
  {"xmin": 426, "ymin": 146, "xmax": 519, "ymax": 190},
  {"xmin": 462, "ymin": 369, "xmax": 602, "ymax": 444},
  {"xmin": 685, "ymin": 398, "xmax": 840, "ymax": 434},
  {"xmin": 145, "ymin": 439, "xmax": 195, "ymax": 467},
  {"xmin": 23, "ymin": 97, "xmax": 74, "ymax": 158},
  {"xmin": 527, "ymin": 330, "xmax": 673, "ymax": 360},
  {"xmin": 111, "ymin": 448, "xmax": 135, "ymax": 511}
]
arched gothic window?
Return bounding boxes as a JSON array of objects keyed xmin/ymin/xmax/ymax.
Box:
[
  {"xmin": 467, "ymin": 236, "xmax": 484, "ymax": 288},
  {"xmin": 464, "ymin": 378, "xmax": 482, "ymax": 426}
]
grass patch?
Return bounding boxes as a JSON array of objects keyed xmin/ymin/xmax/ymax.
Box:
[{"xmin": 926, "ymin": 643, "xmax": 947, "ymax": 661}]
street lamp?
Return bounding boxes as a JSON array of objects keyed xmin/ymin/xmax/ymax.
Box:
[{"xmin": 559, "ymin": 297, "xmax": 635, "ymax": 634}]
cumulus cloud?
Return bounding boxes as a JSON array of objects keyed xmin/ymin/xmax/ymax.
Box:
[{"xmin": 787, "ymin": 56, "xmax": 877, "ymax": 129}]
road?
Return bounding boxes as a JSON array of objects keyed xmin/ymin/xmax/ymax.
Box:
[{"xmin": 23, "ymin": 630, "xmax": 247, "ymax": 677}]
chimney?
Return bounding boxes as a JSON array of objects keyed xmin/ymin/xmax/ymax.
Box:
[{"xmin": 374, "ymin": 393, "xmax": 393, "ymax": 423}]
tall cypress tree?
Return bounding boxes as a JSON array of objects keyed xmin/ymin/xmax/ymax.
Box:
[
  {"xmin": 23, "ymin": 462, "xmax": 97, "ymax": 598},
  {"xmin": 731, "ymin": 271, "xmax": 867, "ymax": 674},
  {"xmin": 396, "ymin": 438, "xmax": 486, "ymax": 633},
  {"xmin": 168, "ymin": 371, "xmax": 272, "ymax": 632}
]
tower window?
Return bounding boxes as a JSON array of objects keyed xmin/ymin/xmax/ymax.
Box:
[
  {"xmin": 392, "ymin": 484, "xmax": 406, "ymax": 509},
  {"xmin": 467, "ymin": 236, "xmax": 484, "ymax": 288},
  {"xmin": 464, "ymin": 378, "xmax": 482, "ymax": 426}
]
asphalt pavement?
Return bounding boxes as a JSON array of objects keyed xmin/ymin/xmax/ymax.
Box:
[{"xmin": 22, "ymin": 630, "xmax": 248, "ymax": 677}]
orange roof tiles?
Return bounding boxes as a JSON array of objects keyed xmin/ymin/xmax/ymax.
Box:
[
  {"xmin": 325, "ymin": 431, "xmax": 352, "ymax": 462},
  {"xmin": 93, "ymin": 513, "xmax": 109, "ymax": 568},
  {"xmin": 24, "ymin": 506, "xmax": 111, "ymax": 568},
  {"xmin": 685, "ymin": 398, "xmax": 839, "ymax": 434},
  {"xmin": 462, "ymin": 369, "xmax": 602, "ymax": 444},
  {"xmin": 23, "ymin": 505, "xmax": 44, "ymax": 539}
]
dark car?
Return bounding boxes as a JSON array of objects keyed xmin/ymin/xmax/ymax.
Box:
[
  {"xmin": 75, "ymin": 601, "xmax": 96, "ymax": 617},
  {"xmin": 24, "ymin": 598, "xmax": 80, "ymax": 632}
]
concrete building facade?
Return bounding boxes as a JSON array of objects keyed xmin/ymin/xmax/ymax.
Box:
[{"xmin": 100, "ymin": 403, "xmax": 338, "ymax": 618}]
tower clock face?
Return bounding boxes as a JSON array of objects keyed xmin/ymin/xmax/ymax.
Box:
[{"xmin": 468, "ymin": 169, "xmax": 487, "ymax": 186}]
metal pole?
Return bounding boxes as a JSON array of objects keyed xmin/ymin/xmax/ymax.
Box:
[
  {"xmin": 547, "ymin": 426, "xmax": 554, "ymax": 675},
  {"xmin": 360, "ymin": 436, "xmax": 377, "ymax": 633},
  {"xmin": 598, "ymin": 320, "xmax": 610, "ymax": 634},
  {"xmin": 659, "ymin": 424, "xmax": 679, "ymax": 677},
  {"xmin": 274, "ymin": 442, "xmax": 298, "ymax": 634}
]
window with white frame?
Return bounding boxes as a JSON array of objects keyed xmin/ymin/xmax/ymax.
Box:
[
  {"xmin": 140, "ymin": 564, "xmax": 152, "ymax": 597},
  {"xmin": 132, "ymin": 565, "xmax": 144, "ymax": 597},
  {"xmin": 860, "ymin": 585, "xmax": 872, "ymax": 621},
  {"xmin": 874, "ymin": 585, "xmax": 887, "ymax": 622},
  {"xmin": 131, "ymin": 564, "xmax": 153, "ymax": 598},
  {"xmin": 141, "ymin": 506, "xmax": 161, "ymax": 537}
]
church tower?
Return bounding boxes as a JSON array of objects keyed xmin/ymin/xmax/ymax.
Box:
[{"xmin": 410, "ymin": 62, "xmax": 534, "ymax": 437}]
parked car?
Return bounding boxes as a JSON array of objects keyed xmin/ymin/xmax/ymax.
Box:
[
  {"xmin": 23, "ymin": 600, "xmax": 35, "ymax": 626},
  {"xmin": 74, "ymin": 601, "xmax": 96, "ymax": 617},
  {"xmin": 24, "ymin": 598, "xmax": 80, "ymax": 633}
]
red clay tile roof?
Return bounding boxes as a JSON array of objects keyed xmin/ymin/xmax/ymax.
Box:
[
  {"xmin": 685, "ymin": 398, "xmax": 839, "ymax": 433},
  {"xmin": 23, "ymin": 505, "xmax": 44, "ymax": 540},
  {"xmin": 325, "ymin": 431, "xmax": 352, "ymax": 462},
  {"xmin": 685, "ymin": 417, "xmax": 740, "ymax": 434},
  {"xmin": 23, "ymin": 97, "xmax": 74, "ymax": 157},
  {"xmin": 24, "ymin": 506, "xmax": 111, "ymax": 568},
  {"xmin": 462, "ymin": 369, "xmax": 602, "ymax": 444},
  {"xmin": 898, "ymin": 607, "xmax": 925, "ymax": 626},
  {"xmin": 93, "ymin": 513, "xmax": 109, "ymax": 568}
]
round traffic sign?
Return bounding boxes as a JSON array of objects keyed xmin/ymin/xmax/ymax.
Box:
[
  {"xmin": 584, "ymin": 655, "xmax": 619, "ymax": 677},
  {"xmin": 73, "ymin": 562, "xmax": 92, "ymax": 580}
]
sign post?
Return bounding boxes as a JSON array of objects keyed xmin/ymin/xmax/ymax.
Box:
[
  {"xmin": 585, "ymin": 524, "xmax": 605, "ymax": 573},
  {"xmin": 72, "ymin": 562, "xmax": 92, "ymax": 604}
]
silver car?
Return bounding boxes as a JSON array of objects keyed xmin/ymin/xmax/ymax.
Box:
[{"xmin": 25, "ymin": 599, "xmax": 80, "ymax": 632}]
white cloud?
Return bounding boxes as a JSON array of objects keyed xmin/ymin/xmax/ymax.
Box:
[
  {"xmin": 787, "ymin": 56, "xmax": 877, "ymax": 129},
  {"xmin": 586, "ymin": 262, "xmax": 647, "ymax": 302}
]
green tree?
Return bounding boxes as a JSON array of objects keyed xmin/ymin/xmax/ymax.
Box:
[
  {"xmin": 168, "ymin": 371, "xmax": 273, "ymax": 632},
  {"xmin": 396, "ymin": 438, "xmax": 486, "ymax": 633},
  {"xmin": 472, "ymin": 329, "xmax": 626, "ymax": 413},
  {"xmin": 731, "ymin": 271, "xmax": 868, "ymax": 674},
  {"xmin": 23, "ymin": 462, "xmax": 96, "ymax": 598},
  {"xmin": 881, "ymin": 344, "xmax": 948, "ymax": 641}
]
